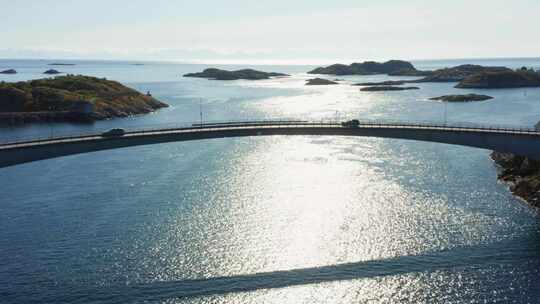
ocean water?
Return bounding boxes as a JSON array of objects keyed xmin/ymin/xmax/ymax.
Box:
[{"xmin": 1, "ymin": 58, "xmax": 540, "ymax": 303}]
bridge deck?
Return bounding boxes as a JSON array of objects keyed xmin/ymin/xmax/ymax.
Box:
[
  {"xmin": 1, "ymin": 121, "xmax": 540, "ymax": 168},
  {"xmin": 2, "ymin": 121, "xmax": 540, "ymax": 149}
]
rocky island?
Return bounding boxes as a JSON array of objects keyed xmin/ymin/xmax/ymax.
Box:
[
  {"xmin": 48, "ymin": 63, "xmax": 76, "ymax": 66},
  {"xmin": 360, "ymin": 86, "xmax": 419, "ymax": 91},
  {"xmin": 0, "ymin": 69, "xmax": 17, "ymax": 75},
  {"xmin": 184, "ymin": 68, "xmax": 289, "ymax": 80},
  {"xmin": 430, "ymin": 94, "xmax": 494, "ymax": 102},
  {"xmin": 412, "ymin": 64, "xmax": 512, "ymax": 83},
  {"xmin": 0, "ymin": 75, "xmax": 168, "ymax": 125},
  {"xmin": 44, "ymin": 69, "xmax": 62, "ymax": 75},
  {"xmin": 305, "ymin": 78, "xmax": 339, "ymax": 85},
  {"xmin": 456, "ymin": 70, "xmax": 540, "ymax": 88},
  {"xmin": 353, "ymin": 80, "xmax": 406, "ymax": 86},
  {"xmin": 308, "ymin": 60, "xmax": 431, "ymax": 76}
]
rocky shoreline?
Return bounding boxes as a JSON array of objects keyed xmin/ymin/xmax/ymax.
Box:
[
  {"xmin": 492, "ymin": 151, "xmax": 540, "ymax": 208},
  {"xmin": 490, "ymin": 120, "xmax": 540, "ymax": 208}
]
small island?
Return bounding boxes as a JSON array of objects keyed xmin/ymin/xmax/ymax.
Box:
[
  {"xmin": 352, "ymin": 80, "xmax": 406, "ymax": 86},
  {"xmin": 412, "ymin": 64, "xmax": 512, "ymax": 83},
  {"xmin": 183, "ymin": 68, "xmax": 289, "ymax": 80},
  {"xmin": 308, "ymin": 60, "xmax": 431, "ymax": 76},
  {"xmin": 44, "ymin": 69, "xmax": 62, "ymax": 75},
  {"xmin": 305, "ymin": 78, "xmax": 339, "ymax": 86},
  {"xmin": 456, "ymin": 70, "xmax": 540, "ymax": 88},
  {"xmin": 0, "ymin": 69, "xmax": 17, "ymax": 75},
  {"xmin": 48, "ymin": 63, "xmax": 76, "ymax": 66},
  {"xmin": 0, "ymin": 75, "xmax": 168, "ymax": 125},
  {"xmin": 429, "ymin": 94, "xmax": 493, "ymax": 102},
  {"xmin": 360, "ymin": 86, "xmax": 419, "ymax": 91}
]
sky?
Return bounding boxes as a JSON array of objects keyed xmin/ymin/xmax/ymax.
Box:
[{"xmin": 1, "ymin": 0, "xmax": 539, "ymax": 64}]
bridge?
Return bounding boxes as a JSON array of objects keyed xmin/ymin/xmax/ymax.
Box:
[{"xmin": 1, "ymin": 120, "xmax": 540, "ymax": 169}]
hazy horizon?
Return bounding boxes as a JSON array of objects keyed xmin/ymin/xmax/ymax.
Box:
[
  {"xmin": 2, "ymin": 56, "xmax": 540, "ymax": 67},
  {"xmin": 2, "ymin": 0, "xmax": 539, "ymax": 64}
]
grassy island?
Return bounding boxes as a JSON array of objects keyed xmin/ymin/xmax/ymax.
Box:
[{"xmin": 0, "ymin": 75, "xmax": 168, "ymax": 124}]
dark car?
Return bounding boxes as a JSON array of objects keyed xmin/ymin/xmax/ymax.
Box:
[
  {"xmin": 341, "ymin": 119, "xmax": 360, "ymax": 128},
  {"xmin": 101, "ymin": 128, "xmax": 126, "ymax": 137}
]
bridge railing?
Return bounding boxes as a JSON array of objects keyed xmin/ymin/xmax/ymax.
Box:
[{"xmin": 1, "ymin": 118, "xmax": 540, "ymax": 146}]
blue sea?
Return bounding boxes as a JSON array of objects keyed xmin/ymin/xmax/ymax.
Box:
[{"xmin": 1, "ymin": 58, "xmax": 540, "ymax": 303}]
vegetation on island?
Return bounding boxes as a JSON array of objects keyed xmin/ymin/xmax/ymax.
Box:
[
  {"xmin": 184, "ymin": 68, "xmax": 289, "ymax": 80},
  {"xmin": 0, "ymin": 75, "xmax": 168, "ymax": 124},
  {"xmin": 308, "ymin": 60, "xmax": 431, "ymax": 76},
  {"xmin": 429, "ymin": 94, "xmax": 493, "ymax": 102}
]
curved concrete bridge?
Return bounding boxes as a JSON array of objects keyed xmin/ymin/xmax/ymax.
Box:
[{"xmin": 1, "ymin": 121, "xmax": 540, "ymax": 169}]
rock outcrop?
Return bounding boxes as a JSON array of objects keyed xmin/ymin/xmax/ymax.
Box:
[
  {"xmin": 429, "ymin": 94, "xmax": 493, "ymax": 102},
  {"xmin": 183, "ymin": 68, "xmax": 289, "ymax": 80},
  {"xmin": 492, "ymin": 151, "xmax": 540, "ymax": 208},
  {"xmin": 456, "ymin": 70, "xmax": 540, "ymax": 88},
  {"xmin": 0, "ymin": 75, "xmax": 168, "ymax": 124},
  {"xmin": 360, "ymin": 86, "xmax": 419, "ymax": 91},
  {"xmin": 305, "ymin": 78, "xmax": 339, "ymax": 86},
  {"xmin": 43, "ymin": 69, "xmax": 62, "ymax": 75},
  {"xmin": 412, "ymin": 65, "xmax": 512, "ymax": 83},
  {"xmin": 308, "ymin": 60, "xmax": 428, "ymax": 76},
  {"xmin": 0, "ymin": 69, "xmax": 17, "ymax": 74},
  {"xmin": 491, "ymin": 121, "xmax": 540, "ymax": 208}
]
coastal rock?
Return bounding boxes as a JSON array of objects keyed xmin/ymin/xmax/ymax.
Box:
[
  {"xmin": 0, "ymin": 69, "xmax": 17, "ymax": 74},
  {"xmin": 353, "ymin": 80, "xmax": 406, "ymax": 86},
  {"xmin": 360, "ymin": 86, "xmax": 419, "ymax": 91},
  {"xmin": 43, "ymin": 69, "xmax": 62, "ymax": 75},
  {"xmin": 456, "ymin": 70, "xmax": 540, "ymax": 88},
  {"xmin": 183, "ymin": 68, "xmax": 289, "ymax": 80},
  {"xmin": 491, "ymin": 120, "xmax": 540, "ymax": 208},
  {"xmin": 492, "ymin": 151, "xmax": 540, "ymax": 208},
  {"xmin": 413, "ymin": 65, "xmax": 512, "ymax": 83},
  {"xmin": 0, "ymin": 75, "xmax": 168, "ymax": 125},
  {"xmin": 429, "ymin": 94, "xmax": 493, "ymax": 102},
  {"xmin": 308, "ymin": 60, "xmax": 428, "ymax": 76},
  {"xmin": 305, "ymin": 78, "xmax": 339, "ymax": 86}
]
